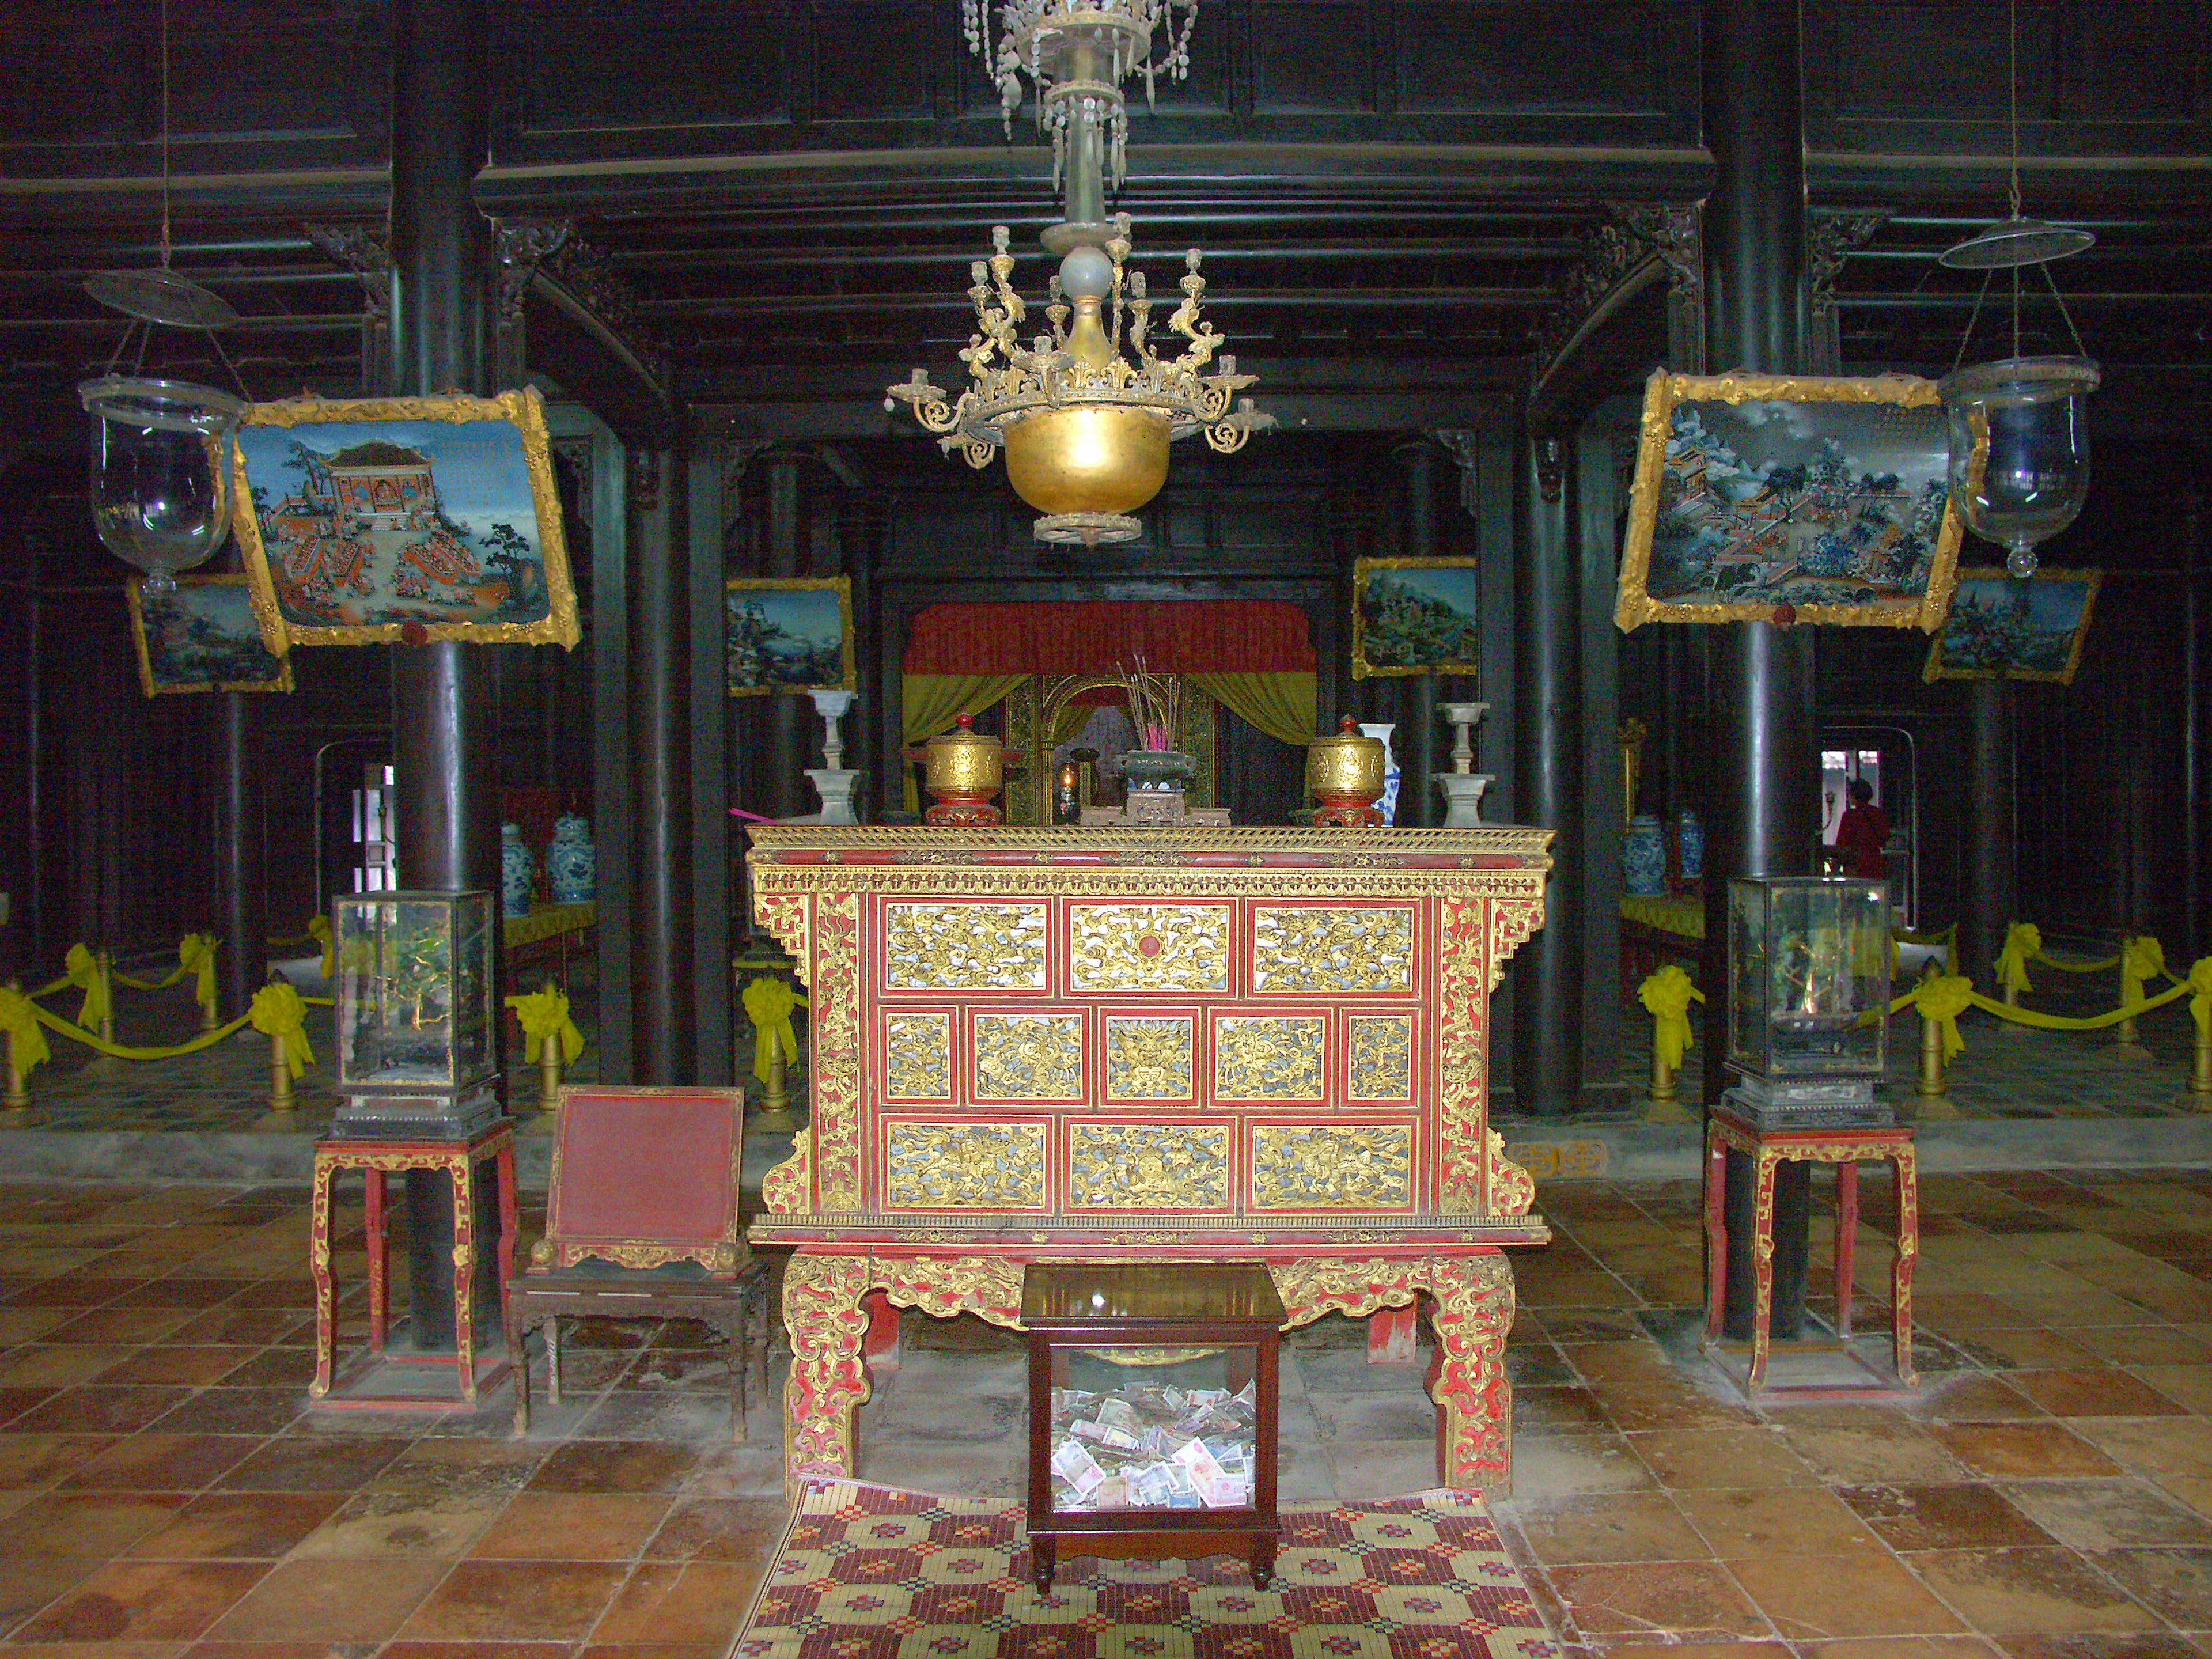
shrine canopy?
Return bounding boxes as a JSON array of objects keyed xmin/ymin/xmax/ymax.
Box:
[{"xmin": 901, "ymin": 600, "xmax": 1318, "ymax": 749}]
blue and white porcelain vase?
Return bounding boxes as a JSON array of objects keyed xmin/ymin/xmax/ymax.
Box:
[
  {"xmin": 1676, "ymin": 808, "xmax": 1704, "ymax": 881},
  {"xmin": 499, "ymin": 821, "xmax": 535, "ymax": 918},
  {"xmin": 1358, "ymin": 721, "xmax": 1401, "ymax": 825},
  {"xmin": 1623, "ymin": 813, "xmax": 1666, "ymax": 896},
  {"xmin": 546, "ymin": 813, "xmax": 596, "ymax": 904}
]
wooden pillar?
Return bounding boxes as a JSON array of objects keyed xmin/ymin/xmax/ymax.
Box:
[
  {"xmin": 1701, "ymin": 0, "xmax": 1819, "ymax": 1341},
  {"xmin": 628, "ymin": 448, "xmax": 694, "ymax": 1085},
  {"xmin": 214, "ymin": 692, "xmax": 266, "ymax": 1021}
]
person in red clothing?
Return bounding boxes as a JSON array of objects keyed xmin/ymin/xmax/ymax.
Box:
[{"xmin": 1827, "ymin": 778, "xmax": 1891, "ymax": 880}]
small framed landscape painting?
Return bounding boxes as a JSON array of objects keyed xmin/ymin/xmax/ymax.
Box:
[
  {"xmin": 1351, "ymin": 557, "xmax": 1482, "ymax": 678},
  {"xmin": 727, "ymin": 576, "xmax": 855, "ymax": 695},
  {"xmin": 1616, "ymin": 369, "xmax": 1976, "ymax": 631},
  {"xmin": 229, "ymin": 387, "xmax": 580, "ymax": 649},
  {"xmin": 1923, "ymin": 566, "xmax": 2102, "ymax": 684},
  {"xmin": 126, "ymin": 573, "xmax": 293, "ymax": 697}
]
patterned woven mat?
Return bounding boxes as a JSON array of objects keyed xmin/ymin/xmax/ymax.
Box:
[{"xmin": 732, "ymin": 1479, "xmax": 1559, "ymax": 1658}]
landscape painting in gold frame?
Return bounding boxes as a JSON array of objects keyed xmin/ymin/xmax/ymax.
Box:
[
  {"xmin": 1616, "ymin": 369, "xmax": 1975, "ymax": 632},
  {"xmin": 126, "ymin": 573, "xmax": 293, "ymax": 698},
  {"xmin": 1923, "ymin": 565, "xmax": 2101, "ymax": 685},
  {"xmin": 726, "ymin": 575, "xmax": 855, "ymax": 695},
  {"xmin": 1351, "ymin": 556, "xmax": 1482, "ymax": 679},
  {"xmin": 228, "ymin": 387, "xmax": 579, "ymax": 649}
]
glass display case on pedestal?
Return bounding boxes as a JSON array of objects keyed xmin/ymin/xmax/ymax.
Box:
[
  {"xmin": 1726, "ymin": 876, "xmax": 1892, "ymax": 1126},
  {"xmin": 332, "ymin": 889, "xmax": 501, "ymax": 1137},
  {"xmin": 1024, "ymin": 1263, "xmax": 1282, "ymax": 1592}
]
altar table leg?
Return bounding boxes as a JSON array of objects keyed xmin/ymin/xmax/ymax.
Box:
[
  {"xmin": 1702, "ymin": 1128, "xmax": 1729, "ymax": 1341},
  {"xmin": 309, "ymin": 1156, "xmax": 338, "ymax": 1399},
  {"xmin": 1748, "ymin": 1153, "xmax": 1781, "ymax": 1391},
  {"xmin": 495, "ymin": 1143, "xmax": 518, "ymax": 1354},
  {"xmin": 1834, "ymin": 1161, "xmax": 1859, "ymax": 1340},
  {"xmin": 364, "ymin": 1169, "xmax": 388, "ymax": 1357},
  {"xmin": 449, "ymin": 1157, "xmax": 478, "ymax": 1401},
  {"xmin": 1893, "ymin": 1149, "xmax": 1919, "ymax": 1387},
  {"xmin": 1368, "ymin": 1305, "xmax": 1420, "ymax": 1364},
  {"xmin": 780, "ymin": 1252, "xmax": 874, "ymax": 1497},
  {"xmin": 862, "ymin": 1289, "xmax": 903, "ymax": 1377},
  {"xmin": 1423, "ymin": 1255, "xmax": 1515, "ymax": 1494}
]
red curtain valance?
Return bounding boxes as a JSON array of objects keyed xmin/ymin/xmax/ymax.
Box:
[{"xmin": 902, "ymin": 600, "xmax": 1316, "ymax": 675}]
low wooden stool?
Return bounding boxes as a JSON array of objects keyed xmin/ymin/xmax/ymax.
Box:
[
  {"xmin": 1702, "ymin": 1105, "xmax": 1918, "ymax": 1391},
  {"xmin": 309, "ymin": 1121, "xmax": 518, "ymax": 1404}
]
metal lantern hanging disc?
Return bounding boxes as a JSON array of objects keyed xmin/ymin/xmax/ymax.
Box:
[
  {"xmin": 82, "ymin": 268, "xmax": 240, "ymax": 330},
  {"xmin": 1937, "ymin": 217, "xmax": 2096, "ymax": 271}
]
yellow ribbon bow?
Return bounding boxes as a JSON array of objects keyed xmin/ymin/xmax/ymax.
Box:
[
  {"xmin": 248, "ymin": 980, "xmax": 315, "ymax": 1080},
  {"xmin": 741, "ymin": 975, "xmax": 808, "ymax": 1085},
  {"xmin": 2188, "ymin": 957, "xmax": 2212, "ymax": 1041},
  {"xmin": 63, "ymin": 943, "xmax": 111, "ymax": 1032},
  {"xmin": 179, "ymin": 934, "xmax": 219, "ymax": 1020},
  {"xmin": 0, "ymin": 985, "xmax": 51, "ymax": 1077},
  {"xmin": 1635, "ymin": 965, "xmax": 1705, "ymax": 1071},
  {"xmin": 1994, "ymin": 922, "xmax": 2040, "ymax": 998},
  {"xmin": 306, "ymin": 916, "xmax": 334, "ymax": 980},
  {"xmin": 1914, "ymin": 972, "xmax": 1975, "ymax": 1060},
  {"xmin": 2123, "ymin": 935, "xmax": 2168, "ymax": 995},
  {"xmin": 505, "ymin": 986, "xmax": 585, "ymax": 1065}
]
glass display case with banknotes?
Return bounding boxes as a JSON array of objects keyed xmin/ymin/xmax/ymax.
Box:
[{"xmin": 1022, "ymin": 1262, "xmax": 1283, "ymax": 1592}]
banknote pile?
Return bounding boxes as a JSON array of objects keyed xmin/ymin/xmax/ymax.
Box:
[{"xmin": 1047, "ymin": 1380, "xmax": 1257, "ymax": 1511}]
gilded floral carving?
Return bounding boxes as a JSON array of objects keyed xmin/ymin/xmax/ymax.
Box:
[
  {"xmin": 1068, "ymin": 1123, "xmax": 1229, "ymax": 1208},
  {"xmin": 1436, "ymin": 892, "xmax": 1487, "ymax": 1212},
  {"xmin": 884, "ymin": 1012, "xmax": 951, "ymax": 1099},
  {"xmin": 1069, "ymin": 904, "xmax": 1229, "ymax": 992},
  {"xmin": 1214, "ymin": 1015, "xmax": 1326, "ymax": 1100},
  {"xmin": 1251, "ymin": 1125, "xmax": 1412, "ymax": 1210},
  {"xmin": 1349, "ymin": 1014, "xmax": 1413, "ymax": 1100},
  {"xmin": 1105, "ymin": 1016, "xmax": 1193, "ymax": 1099},
  {"xmin": 885, "ymin": 1122, "xmax": 1047, "ymax": 1209},
  {"xmin": 810, "ymin": 893, "xmax": 864, "ymax": 1211},
  {"xmin": 973, "ymin": 1013, "xmax": 1084, "ymax": 1100},
  {"xmin": 882, "ymin": 903, "xmax": 1047, "ymax": 991},
  {"xmin": 1251, "ymin": 906, "xmax": 1414, "ymax": 994}
]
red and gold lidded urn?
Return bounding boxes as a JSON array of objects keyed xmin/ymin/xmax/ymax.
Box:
[
  {"xmin": 1306, "ymin": 715, "xmax": 1388, "ymax": 827},
  {"xmin": 909, "ymin": 713, "xmax": 1007, "ymax": 826}
]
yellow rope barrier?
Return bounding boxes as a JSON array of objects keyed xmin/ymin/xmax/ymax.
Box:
[{"xmin": 26, "ymin": 1001, "xmax": 253, "ymax": 1060}]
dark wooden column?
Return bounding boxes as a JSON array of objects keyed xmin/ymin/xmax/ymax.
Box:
[
  {"xmin": 1961, "ymin": 679, "xmax": 2017, "ymax": 983},
  {"xmin": 764, "ymin": 450, "xmax": 805, "ymax": 821},
  {"xmin": 213, "ymin": 692, "xmax": 266, "ymax": 1021},
  {"xmin": 688, "ymin": 430, "xmax": 733, "ymax": 1085},
  {"xmin": 1398, "ymin": 438, "xmax": 1439, "ymax": 829},
  {"xmin": 628, "ymin": 448, "xmax": 695, "ymax": 1084},
  {"xmin": 385, "ymin": 0, "xmax": 501, "ymax": 1349},
  {"xmin": 1701, "ymin": 0, "xmax": 1820, "ymax": 1340},
  {"xmin": 1510, "ymin": 434, "xmax": 1583, "ymax": 1117}
]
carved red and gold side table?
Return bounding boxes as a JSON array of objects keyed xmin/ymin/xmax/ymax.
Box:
[
  {"xmin": 309, "ymin": 1121, "xmax": 518, "ymax": 1405},
  {"xmin": 1702, "ymin": 1105, "xmax": 1918, "ymax": 1391},
  {"xmin": 745, "ymin": 825, "xmax": 1554, "ymax": 1498}
]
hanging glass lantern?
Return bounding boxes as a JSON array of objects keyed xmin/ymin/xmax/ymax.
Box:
[
  {"xmin": 78, "ymin": 373, "xmax": 244, "ymax": 594},
  {"xmin": 1938, "ymin": 356, "xmax": 2099, "ymax": 579}
]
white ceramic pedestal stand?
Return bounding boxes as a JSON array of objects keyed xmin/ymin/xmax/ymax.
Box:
[
  {"xmin": 1434, "ymin": 701, "xmax": 1493, "ymax": 828},
  {"xmin": 798, "ymin": 689, "xmax": 859, "ymax": 825}
]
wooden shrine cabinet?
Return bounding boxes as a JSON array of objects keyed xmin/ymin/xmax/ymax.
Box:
[{"xmin": 744, "ymin": 825, "xmax": 1553, "ymax": 1497}]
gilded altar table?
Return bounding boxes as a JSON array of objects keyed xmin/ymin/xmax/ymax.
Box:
[{"xmin": 744, "ymin": 825, "xmax": 1553, "ymax": 1495}]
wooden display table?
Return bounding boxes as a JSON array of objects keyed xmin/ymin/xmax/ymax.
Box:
[
  {"xmin": 1024, "ymin": 1262, "xmax": 1282, "ymax": 1590},
  {"xmin": 1702, "ymin": 1105, "xmax": 1919, "ymax": 1391},
  {"xmin": 309, "ymin": 1122, "xmax": 518, "ymax": 1405},
  {"xmin": 745, "ymin": 825, "xmax": 1554, "ymax": 1497}
]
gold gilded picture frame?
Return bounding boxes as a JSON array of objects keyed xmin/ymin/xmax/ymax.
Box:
[
  {"xmin": 1351, "ymin": 556, "xmax": 1482, "ymax": 679},
  {"xmin": 125, "ymin": 573, "xmax": 294, "ymax": 697},
  {"xmin": 228, "ymin": 386, "xmax": 580, "ymax": 649},
  {"xmin": 726, "ymin": 575, "xmax": 856, "ymax": 695},
  {"xmin": 1923, "ymin": 565, "xmax": 2103, "ymax": 685},
  {"xmin": 1616, "ymin": 369, "xmax": 1976, "ymax": 632}
]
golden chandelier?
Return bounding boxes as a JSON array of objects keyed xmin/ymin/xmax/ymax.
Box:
[{"xmin": 886, "ymin": 0, "xmax": 1273, "ymax": 546}]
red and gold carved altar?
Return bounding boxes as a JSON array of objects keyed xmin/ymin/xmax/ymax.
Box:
[{"xmin": 745, "ymin": 826, "xmax": 1552, "ymax": 1496}]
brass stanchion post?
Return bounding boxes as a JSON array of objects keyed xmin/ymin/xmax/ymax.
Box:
[
  {"xmin": 753, "ymin": 1040, "xmax": 803, "ymax": 1132},
  {"xmin": 2186, "ymin": 1023, "xmax": 2212, "ymax": 1112},
  {"xmin": 1914, "ymin": 1004, "xmax": 1955, "ymax": 1119},
  {"xmin": 97, "ymin": 950, "xmax": 116, "ymax": 1048},
  {"xmin": 267, "ymin": 1027, "xmax": 295, "ymax": 1118},
  {"xmin": 2111, "ymin": 938, "xmax": 2153, "ymax": 1065},
  {"xmin": 2, "ymin": 983, "xmax": 41, "ymax": 1128},
  {"xmin": 540, "ymin": 1029, "xmax": 562, "ymax": 1116}
]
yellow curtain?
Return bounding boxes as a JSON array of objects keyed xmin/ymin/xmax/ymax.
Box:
[
  {"xmin": 1188, "ymin": 671, "xmax": 1317, "ymax": 749},
  {"xmin": 900, "ymin": 673, "xmax": 1028, "ymax": 812}
]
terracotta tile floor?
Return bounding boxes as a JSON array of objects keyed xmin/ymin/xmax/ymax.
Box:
[{"xmin": 5, "ymin": 1171, "xmax": 2212, "ymax": 1656}]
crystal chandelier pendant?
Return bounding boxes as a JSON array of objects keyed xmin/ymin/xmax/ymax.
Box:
[
  {"xmin": 888, "ymin": 0, "xmax": 1272, "ymax": 544},
  {"xmin": 1938, "ymin": 356, "xmax": 2099, "ymax": 580}
]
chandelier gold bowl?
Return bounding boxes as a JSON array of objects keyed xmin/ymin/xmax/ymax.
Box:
[{"xmin": 1002, "ymin": 405, "xmax": 1172, "ymax": 521}]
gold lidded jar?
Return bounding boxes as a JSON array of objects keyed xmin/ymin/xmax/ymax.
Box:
[
  {"xmin": 914, "ymin": 712, "xmax": 1004, "ymax": 798},
  {"xmin": 1306, "ymin": 714, "xmax": 1387, "ymax": 804}
]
